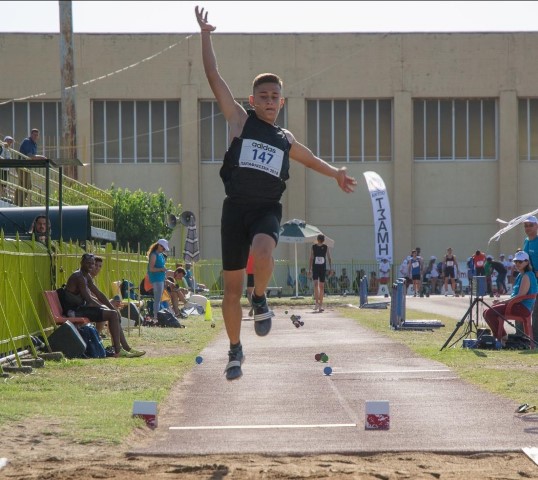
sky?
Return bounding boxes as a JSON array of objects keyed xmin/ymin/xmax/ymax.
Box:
[{"xmin": 3, "ymin": 1, "xmax": 538, "ymax": 34}]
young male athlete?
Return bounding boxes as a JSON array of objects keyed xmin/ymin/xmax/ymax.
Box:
[
  {"xmin": 195, "ymin": 6, "xmax": 357, "ymax": 380},
  {"xmin": 309, "ymin": 234, "xmax": 332, "ymax": 312}
]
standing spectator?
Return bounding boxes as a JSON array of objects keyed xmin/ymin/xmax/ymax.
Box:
[
  {"xmin": 485, "ymin": 255, "xmax": 494, "ymax": 297},
  {"xmin": 309, "ymin": 234, "xmax": 332, "ymax": 312},
  {"xmin": 353, "ymin": 268, "xmax": 365, "ymax": 293},
  {"xmin": 466, "ymin": 255, "xmax": 475, "ymax": 290},
  {"xmin": 425, "ymin": 256, "xmax": 439, "ymax": 295},
  {"xmin": 398, "ymin": 255, "xmax": 411, "ymax": 288},
  {"xmin": 378, "ymin": 257, "xmax": 391, "ymax": 288},
  {"xmin": 408, "ymin": 249, "xmax": 423, "ymax": 297},
  {"xmin": 522, "ymin": 215, "xmax": 538, "ymax": 341},
  {"xmin": 473, "ymin": 249, "xmax": 487, "ymax": 276},
  {"xmin": 195, "ymin": 6, "xmax": 357, "ymax": 381},
  {"xmin": 489, "ymin": 257, "xmax": 508, "ymax": 296},
  {"xmin": 443, "ymin": 247, "xmax": 459, "ymax": 296},
  {"xmin": 147, "ymin": 238, "xmax": 170, "ymax": 324},
  {"xmin": 496, "ymin": 254, "xmax": 509, "ymax": 294},
  {"xmin": 0, "ymin": 135, "xmax": 14, "ymax": 199},
  {"xmin": 505, "ymin": 254, "xmax": 515, "ymax": 289},
  {"xmin": 499, "ymin": 253, "xmax": 514, "ymax": 292},
  {"xmin": 16, "ymin": 128, "xmax": 46, "ymax": 206}
]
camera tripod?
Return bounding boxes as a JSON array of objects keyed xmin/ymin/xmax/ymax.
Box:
[{"xmin": 440, "ymin": 292, "xmax": 492, "ymax": 351}]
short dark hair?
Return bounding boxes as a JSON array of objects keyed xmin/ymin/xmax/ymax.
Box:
[
  {"xmin": 317, "ymin": 234, "xmax": 325, "ymax": 242},
  {"xmin": 174, "ymin": 267, "xmax": 186, "ymax": 275},
  {"xmin": 94, "ymin": 256, "xmax": 103, "ymax": 264},
  {"xmin": 81, "ymin": 253, "xmax": 94, "ymax": 261},
  {"xmin": 252, "ymin": 73, "xmax": 283, "ymax": 92}
]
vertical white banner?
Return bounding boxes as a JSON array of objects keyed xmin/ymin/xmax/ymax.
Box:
[{"xmin": 363, "ymin": 171, "xmax": 393, "ymax": 263}]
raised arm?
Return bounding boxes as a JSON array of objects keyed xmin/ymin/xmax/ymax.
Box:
[
  {"xmin": 286, "ymin": 132, "xmax": 357, "ymax": 193},
  {"xmin": 195, "ymin": 6, "xmax": 246, "ymax": 135}
]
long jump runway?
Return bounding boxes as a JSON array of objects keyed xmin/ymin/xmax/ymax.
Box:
[{"xmin": 130, "ymin": 302, "xmax": 537, "ymax": 456}]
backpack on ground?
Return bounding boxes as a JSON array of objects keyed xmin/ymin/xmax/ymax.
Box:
[
  {"xmin": 157, "ymin": 309, "xmax": 184, "ymax": 328},
  {"xmin": 78, "ymin": 324, "xmax": 106, "ymax": 358}
]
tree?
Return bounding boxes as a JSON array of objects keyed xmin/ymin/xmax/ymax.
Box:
[{"xmin": 110, "ymin": 187, "xmax": 181, "ymax": 252}]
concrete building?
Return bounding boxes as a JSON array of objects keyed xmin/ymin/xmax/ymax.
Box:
[{"xmin": 1, "ymin": 31, "xmax": 538, "ymax": 265}]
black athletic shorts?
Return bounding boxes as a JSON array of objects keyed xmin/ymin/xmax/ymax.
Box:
[
  {"xmin": 444, "ymin": 266, "xmax": 456, "ymax": 279},
  {"xmin": 73, "ymin": 306, "xmax": 106, "ymax": 322},
  {"xmin": 312, "ymin": 266, "xmax": 326, "ymax": 282},
  {"xmin": 221, "ymin": 197, "xmax": 282, "ymax": 271}
]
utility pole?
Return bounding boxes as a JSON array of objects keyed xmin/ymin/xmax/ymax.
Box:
[{"xmin": 59, "ymin": 1, "xmax": 78, "ymax": 179}]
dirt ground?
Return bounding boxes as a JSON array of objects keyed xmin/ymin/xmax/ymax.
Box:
[{"xmin": 1, "ymin": 419, "xmax": 537, "ymax": 479}]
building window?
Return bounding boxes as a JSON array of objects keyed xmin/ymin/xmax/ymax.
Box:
[
  {"xmin": 199, "ymin": 101, "xmax": 287, "ymax": 162},
  {"xmin": 306, "ymin": 99, "xmax": 392, "ymax": 162},
  {"xmin": 92, "ymin": 100, "xmax": 180, "ymax": 164},
  {"xmin": 518, "ymin": 98, "xmax": 538, "ymax": 161},
  {"xmin": 0, "ymin": 101, "xmax": 62, "ymax": 158},
  {"xmin": 413, "ymin": 99, "xmax": 497, "ymax": 161}
]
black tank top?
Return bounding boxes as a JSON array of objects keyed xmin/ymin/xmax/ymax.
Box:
[
  {"xmin": 220, "ymin": 110, "xmax": 291, "ymax": 202},
  {"xmin": 312, "ymin": 244, "xmax": 328, "ymax": 268}
]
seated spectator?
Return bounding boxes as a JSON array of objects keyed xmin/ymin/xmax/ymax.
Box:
[
  {"xmin": 326, "ymin": 269, "xmax": 338, "ymax": 294},
  {"xmin": 368, "ymin": 271, "xmax": 379, "ymax": 294},
  {"xmin": 89, "ymin": 255, "xmax": 107, "ymax": 337},
  {"xmin": 184, "ymin": 262, "xmax": 208, "ymax": 292},
  {"xmin": 62, "ymin": 253, "xmax": 145, "ymax": 358},
  {"xmin": 483, "ymin": 250, "xmax": 537, "ymax": 346},
  {"xmin": 212, "ymin": 269, "xmax": 224, "ymax": 293},
  {"xmin": 166, "ymin": 267, "xmax": 191, "ymax": 315},
  {"xmin": 339, "ymin": 268, "xmax": 350, "ymax": 294},
  {"xmin": 298, "ymin": 267, "xmax": 308, "ymax": 294},
  {"xmin": 110, "ymin": 294, "xmax": 141, "ymax": 326}
]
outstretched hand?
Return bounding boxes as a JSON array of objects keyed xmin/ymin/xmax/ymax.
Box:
[
  {"xmin": 195, "ymin": 6, "xmax": 216, "ymax": 32},
  {"xmin": 336, "ymin": 167, "xmax": 357, "ymax": 193}
]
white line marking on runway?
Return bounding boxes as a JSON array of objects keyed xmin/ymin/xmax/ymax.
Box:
[
  {"xmin": 331, "ymin": 369, "xmax": 451, "ymax": 374},
  {"xmin": 170, "ymin": 423, "xmax": 357, "ymax": 431}
]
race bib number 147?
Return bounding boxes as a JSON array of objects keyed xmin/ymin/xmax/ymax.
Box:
[{"xmin": 238, "ymin": 139, "xmax": 284, "ymax": 178}]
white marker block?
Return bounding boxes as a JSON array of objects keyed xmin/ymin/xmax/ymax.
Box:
[
  {"xmin": 133, "ymin": 400, "xmax": 158, "ymax": 429},
  {"xmin": 365, "ymin": 400, "xmax": 390, "ymax": 430},
  {"xmin": 377, "ymin": 284, "xmax": 390, "ymax": 296}
]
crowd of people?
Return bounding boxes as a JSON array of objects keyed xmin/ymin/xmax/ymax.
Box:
[{"xmin": 396, "ymin": 246, "xmax": 518, "ymax": 298}]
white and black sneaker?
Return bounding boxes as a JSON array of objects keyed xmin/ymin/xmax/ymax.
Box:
[{"xmin": 252, "ymin": 295, "xmax": 274, "ymax": 336}]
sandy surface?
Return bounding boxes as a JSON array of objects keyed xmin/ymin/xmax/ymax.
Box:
[{"xmin": 2, "ymin": 420, "xmax": 536, "ymax": 480}]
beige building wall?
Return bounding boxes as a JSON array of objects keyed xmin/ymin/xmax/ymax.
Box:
[{"xmin": 2, "ymin": 32, "xmax": 538, "ymax": 264}]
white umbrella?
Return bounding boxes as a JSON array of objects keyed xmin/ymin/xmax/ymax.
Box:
[{"xmin": 279, "ymin": 219, "xmax": 335, "ymax": 298}]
